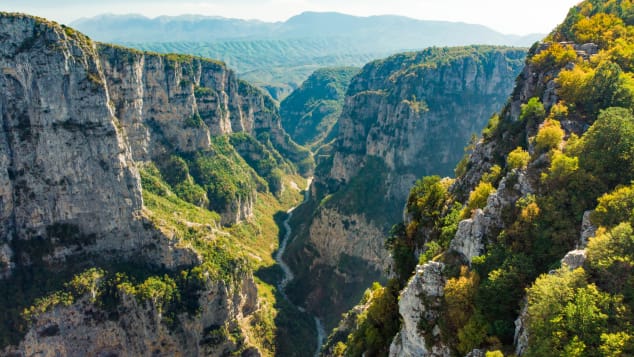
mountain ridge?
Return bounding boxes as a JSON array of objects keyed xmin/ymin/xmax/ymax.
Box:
[
  {"xmin": 71, "ymin": 12, "xmax": 541, "ymax": 100},
  {"xmin": 71, "ymin": 12, "xmax": 544, "ymax": 41}
]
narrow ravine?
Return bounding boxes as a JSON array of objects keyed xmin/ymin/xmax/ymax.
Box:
[{"xmin": 275, "ymin": 178, "xmax": 326, "ymax": 356}]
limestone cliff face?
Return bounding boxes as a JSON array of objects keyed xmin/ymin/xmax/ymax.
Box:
[
  {"xmin": 6, "ymin": 273, "xmax": 258, "ymax": 357},
  {"xmin": 389, "ymin": 262, "xmax": 450, "ymax": 357},
  {"xmin": 0, "ymin": 14, "xmax": 150, "ymax": 272},
  {"xmin": 99, "ymin": 44, "xmax": 293, "ymax": 161},
  {"xmin": 286, "ymin": 47, "xmax": 525, "ymax": 327},
  {"xmin": 0, "ymin": 13, "xmax": 298, "ymax": 355},
  {"xmin": 0, "ymin": 13, "xmax": 300, "ymax": 274},
  {"xmin": 331, "ymin": 48, "xmax": 526, "ymax": 185}
]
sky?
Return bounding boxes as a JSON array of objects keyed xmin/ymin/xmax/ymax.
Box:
[{"xmin": 2, "ymin": 0, "xmax": 582, "ymax": 35}]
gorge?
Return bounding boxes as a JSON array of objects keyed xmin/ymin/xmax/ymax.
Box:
[{"xmin": 3, "ymin": 0, "xmax": 634, "ymax": 356}]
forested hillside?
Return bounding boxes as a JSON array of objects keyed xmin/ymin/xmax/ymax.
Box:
[
  {"xmin": 280, "ymin": 67, "xmax": 359, "ymax": 148},
  {"xmin": 326, "ymin": 0, "xmax": 634, "ymax": 355}
]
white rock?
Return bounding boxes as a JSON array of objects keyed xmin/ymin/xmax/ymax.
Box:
[{"xmin": 389, "ymin": 262, "xmax": 451, "ymax": 357}]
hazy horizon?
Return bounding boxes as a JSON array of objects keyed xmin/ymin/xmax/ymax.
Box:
[{"xmin": 2, "ymin": 0, "xmax": 580, "ymax": 36}]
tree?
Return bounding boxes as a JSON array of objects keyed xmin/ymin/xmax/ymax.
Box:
[
  {"xmin": 463, "ymin": 181, "xmax": 495, "ymax": 218},
  {"xmin": 136, "ymin": 275, "xmax": 178, "ymax": 321},
  {"xmin": 67, "ymin": 268, "xmax": 106, "ymax": 302},
  {"xmin": 534, "ymin": 119, "xmax": 564, "ymax": 153},
  {"xmin": 507, "ymin": 147, "xmax": 530, "ymax": 170},
  {"xmin": 444, "ymin": 266, "xmax": 479, "ymax": 335},
  {"xmin": 578, "ymin": 107, "xmax": 634, "ymax": 188}
]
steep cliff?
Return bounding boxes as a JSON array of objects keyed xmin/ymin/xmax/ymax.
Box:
[
  {"xmin": 285, "ymin": 46, "xmax": 526, "ymax": 328},
  {"xmin": 0, "ymin": 12, "xmax": 313, "ymax": 355},
  {"xmin": 378, "ymin": 1, "xmax": 634, "ymax": 356}
]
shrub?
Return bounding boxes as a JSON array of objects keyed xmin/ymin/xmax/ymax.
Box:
[
  {"xmin": 482, "ymin": 114, "xmax": 500, "ymax": 140},
  {"xmin": 520, "ymin": 97, "xmax": 546, "ymax": 126},
  {"xmin": 578, "ymin": 107, "xmax": 634, "ymax": 188},
  {"xmin": 572, "ymin": 13, "xmax": 627, "ymax": 48},
  {"xmin": 534, "ymin": 119, "xmax": 564, "ymax": 153},
  {"xmin": 159, "ymin": 155, "xmax": 190, "ymax": 187},
  {"xmin": 507, "ymin": 147, "xmax": 530, "ymax": 170},
  {"xmin": 540, "ymin": 150, "xmax": 579, "ymax": 184},
  {"xmin": 586, "ymin": 222, "xmax": 634, "ymax": 294},
  {"xmin": 592, "ymin": 184, "xmax": 634, "ymax": 228},
  {"xmin": 135, "ymin": 275, "xmax": 178, "ymax": 321},
  {"xmin": 463, "ymin": 181, "xmax": 496, "ymax": 218},
  {"xmin": 457, "ymin": 312, "xmax": 488, "ymax": 355},
  {"xmin": 530, "ymin": 43, "xmax": 577, "ymax": 70},
  {"xmin": 344, "ymin": 279, "xmax": 401, "ymax": 356},
  {"xmin": 481, "ymin": 165, "xmax": 502, "ymax": 184}
]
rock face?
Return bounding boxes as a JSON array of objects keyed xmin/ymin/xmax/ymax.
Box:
[
  {"xmin": 0, "ymin": 13, "xmax": 303, "ymax": 271},
  {"xmin": 0, "ymin": 14, "xmax": 148, "ymax": 269},
  {"xmin": 450, "ymin": 170, "xmax": 534, "ymax": 263},
  {"xmin": 389, "ymin": 262, "xmax": 450, "ymax": 357},
  {"xmin": 286, "ymin": 47, "xmax": 526, "ymax": 327},
  {"xmin": 579, "ymin": 210, "xmax": 596, "ymax": 248},
  {"xmin": 0, "ymin": 13, "xmax": 304, "ymax": 355},
  {"xmin": 7, "ymin": 273, "xmax": 258, "ymax": 357}
]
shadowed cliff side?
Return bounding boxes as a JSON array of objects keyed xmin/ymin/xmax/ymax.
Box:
[{"xmin": 284, "ymin": 46, "xmax": 526, "ymax": 329}]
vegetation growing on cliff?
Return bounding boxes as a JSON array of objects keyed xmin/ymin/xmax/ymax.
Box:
[
  {"xmin": 280, "ymin": 67, "xmax": 359, "ymax": 148},
  {"xmin": 342, "ymin": 1, "xmax": 634, "ymax": 355}
]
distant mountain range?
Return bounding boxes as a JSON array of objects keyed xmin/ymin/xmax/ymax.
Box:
[{"xmin": 72, "ymin": 12, "xmax": 544, "ymax": 99}]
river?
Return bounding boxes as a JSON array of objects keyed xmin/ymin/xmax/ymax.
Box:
[{"xmin": 274, "ymin": 178, "xmax": 326, "ymax": 357}]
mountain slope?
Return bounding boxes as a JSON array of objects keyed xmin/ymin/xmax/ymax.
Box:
[
  {"xmin": 71, "ymin": 13, "xmax": 542, "ymax": 100},
  {"xmin": 0, "ymin": 12, "xmax": 315, "ymax": 356},
  {"xmin": 332, "ymin": 1, "xmax": 634, "ymax": 356},
  {"xmin": 280, "ymin": 67, "xmax": 359, "ymax": 147},
  {"xmin": 283, "ymin": 46, "xmax": 526, "ymax": 330}
]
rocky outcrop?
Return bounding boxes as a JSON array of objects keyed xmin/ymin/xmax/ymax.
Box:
[
  {"xmin": 389, "ymin": 262, "xmax": 450, "ymax": 357},
  {"xmin": 451, "ymin": 170, "xmax": 534, "ymax": 263},
  {"xmin": 0, "ymin": 13, "xmax": 303, "ymax": 354},
  {"xmin": 5, "ymin": 273, "xmax": 258, "ymax": 357},
  {"xmin": 579, "ymin": 210, "xmax": 596, "ymax": 248},
  {"xmin": 287, "ymin": 47, "xmax": 526, "ymax": 327},
  {"xmin": 0, "ymin": 12, "xmax": 306, "ymax": 274},
  {"xmin": 307, "ymin": 208, "xmax": 387, "ymax": 270}
]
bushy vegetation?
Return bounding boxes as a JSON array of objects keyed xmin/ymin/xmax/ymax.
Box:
[
  {"xmin": 327, "ymin": 280, "xmax": 401, "ymax": 357},
  {"xmin": 371, "ymin": 1, "xmax": 634, "ymax": 355},
  {"xmin": 507, "ymin": 147, "xmax": 530, "ymax": 170},
  {"xmin": 386, "ymin": 175, "xmax": 458, "ymax": 284}
]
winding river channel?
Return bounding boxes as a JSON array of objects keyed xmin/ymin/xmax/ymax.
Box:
[{"xmin": 274, "ymin": 178, "xmax": 326, "ymax": 357}]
